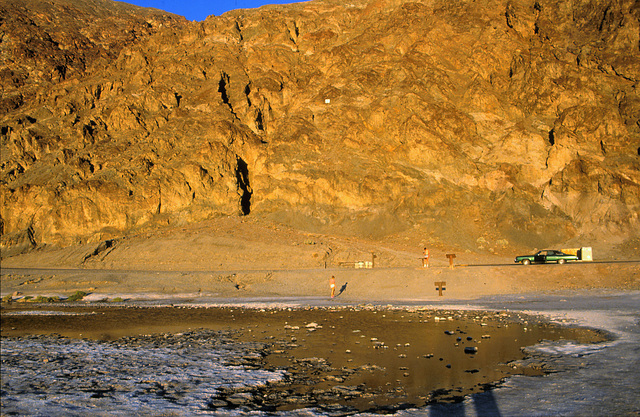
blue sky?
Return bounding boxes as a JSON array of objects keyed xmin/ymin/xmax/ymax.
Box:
[{"xmin": 123, "ymin": 0, "xmax": 304, "ymax": 21}]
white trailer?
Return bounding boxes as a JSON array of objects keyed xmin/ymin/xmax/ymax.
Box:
[{"xmin": 561, "ymin": 247, "xmax": 593, "ymax": 261}]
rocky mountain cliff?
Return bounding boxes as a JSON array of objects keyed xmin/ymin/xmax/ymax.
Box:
[{"xmin": 1, "ymin": 0, "xmax": 639, "ymax": 257}]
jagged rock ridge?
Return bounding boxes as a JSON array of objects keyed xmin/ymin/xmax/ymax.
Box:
[{"xmin": 1, "ymin": 0, "xmax": 639, "ymax": 256}]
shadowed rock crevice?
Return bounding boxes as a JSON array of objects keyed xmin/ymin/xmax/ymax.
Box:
[
  {"xmin": 26, "ymin": 225, "xmax": 37, "ymax": 247},
  {"xmin": 218, "ymin": 72, "xmax": 234, "ymax": 114},
  {"xmin": 235, "ymin": 157, "xmax": 252, "ymax": 215},
  {"xmin": 255, "ymin": 109, "xmax": 264, "ymax": 131}
]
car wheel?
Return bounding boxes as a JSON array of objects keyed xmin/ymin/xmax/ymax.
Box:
[
  {"xmin": 558, "ymin": 259, "xmax": 566, "ymax": 264},
  {"xmin": 522, "ymin": 259, "xmax": 530, "ymax": 265}
]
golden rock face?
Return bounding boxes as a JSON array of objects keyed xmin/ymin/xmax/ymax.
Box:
[{"xmin": 1, "ymin": 0, "xmax": 639, "ymax": 254}]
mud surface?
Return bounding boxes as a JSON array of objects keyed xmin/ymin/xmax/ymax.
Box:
[{"xmin": 1, "ymin": 305, "xmax": 609, "ymax": 414}]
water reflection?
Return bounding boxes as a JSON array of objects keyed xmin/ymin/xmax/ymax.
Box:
[
  {"xmin": 229, "ymin": 308, "xmax": 605, "ymax": 412},
  {"xmin": 1, "ymin": 305, "xmax": 607, "ymax": 413}
]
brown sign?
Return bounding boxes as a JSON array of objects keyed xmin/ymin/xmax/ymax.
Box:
[{"xmin": 445, "ymin": 253, "xmax": 456, "ymax": 269}]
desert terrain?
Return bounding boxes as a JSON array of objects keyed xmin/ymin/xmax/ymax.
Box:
[
  {"xmin": 1, "ymin": 215, "xmax": 638, "ymax": 302},
  {"xmin": 1, "ymin": 218, "xmax": 638, "ymax": 415},
  {"xmin": 1, "ymin": 0, "xmax": 639, "ymax": 414}
]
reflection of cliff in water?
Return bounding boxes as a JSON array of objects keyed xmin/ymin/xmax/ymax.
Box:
[
  {"xmin": 243, "ymin": 308, "xmax": 607, "ymax": 411},
  {"xmin": 1, "ymin": 306, "xmax": 609, "ymax": 413}
]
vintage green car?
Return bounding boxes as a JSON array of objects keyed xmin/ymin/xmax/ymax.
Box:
[{"xmin": 515, "ymin": 250, "xmax": 579, "ymax": 265}]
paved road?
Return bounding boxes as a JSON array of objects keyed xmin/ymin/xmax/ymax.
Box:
[{"xmin": 3, "ymin": 259, "xmax": 638, "ymax": 277}]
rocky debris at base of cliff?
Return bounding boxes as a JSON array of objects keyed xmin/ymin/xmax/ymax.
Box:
[{"xmin": 1, "ymin": 0, "xmax": 639, "ymax": 256}]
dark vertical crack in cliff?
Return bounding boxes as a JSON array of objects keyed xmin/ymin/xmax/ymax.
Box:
[
  {"xmin": 235, "ymin": 156, "xmax": 252, "ymax": 215},
  {"xmin": 218, "ymin": 72, "xmax": 235, "ymax": 116}
]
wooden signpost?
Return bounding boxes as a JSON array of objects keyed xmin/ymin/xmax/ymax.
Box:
[{"xmin": 446, "ymin": 253, "xmax": 456, "ymax": 269}]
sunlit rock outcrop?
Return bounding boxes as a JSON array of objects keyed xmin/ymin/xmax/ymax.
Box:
[{"xmin": 1, "ymin": 0, "xmax": 639, "ymax": 255}]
